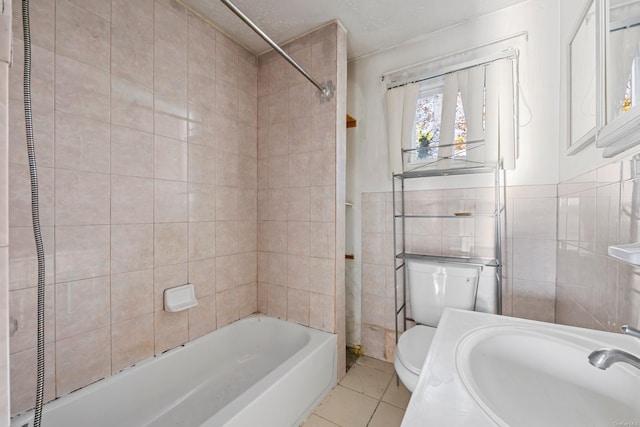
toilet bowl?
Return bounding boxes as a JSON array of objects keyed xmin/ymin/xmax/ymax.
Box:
[
  {"xmin": 394, "ymin": 325, "xmax": 436, "ymax": 392},
  {"xmin": 393, "ymin": 260, "xmax": 497, "ymax": 392}
]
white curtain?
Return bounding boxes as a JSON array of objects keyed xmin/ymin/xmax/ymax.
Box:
[
  {"xmin": 437, "ymin": 73, "xmax": 459, "ymax": 169},
  {"xmin": 485, "ymin": 59, "xmax": 516, "ymax": 170},
  {"xmin": 385, "ymin": 83, "xmax": 420, "ymax": 175},
  {"xmin": 458, "ymin": 67, "xmax": 486, "ymax": 166},
  {"xmin": 436, "ymin": 59, "xmax": 516, "ymax": 170}
]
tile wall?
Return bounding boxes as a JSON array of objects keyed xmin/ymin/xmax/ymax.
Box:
[
  {"xmin": 256, "ymin": 22, "xmax": 347, "ymax": 378},
  {"xmin": 1, "ymin": 2, "xmax": 11, "ymax": 423},
  {"xmin": 8, "ymin": 0, "xmax": 258, "ymax": 415},
  {"xmin": 360, "ymin": 184, "xmax": 558, "ymax": 361},
  {"xmin": 557, "ymin": 156, "xmax": 640, "ymax": 331}
]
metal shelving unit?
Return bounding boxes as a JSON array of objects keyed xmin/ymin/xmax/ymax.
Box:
[{"xmin": 392, "ymin": 161, "xmax": 504, "ymax": 345}]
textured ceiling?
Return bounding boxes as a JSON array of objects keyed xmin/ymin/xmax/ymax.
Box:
[{"xmin": 183, "ymin": 0, "xmax": 529, "ymax": 60}]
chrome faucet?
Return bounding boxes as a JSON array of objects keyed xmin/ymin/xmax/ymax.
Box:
[
  {"xmin": 588, "ymin": 348, "xmax": 640, "ymax": 370},
  {"xmin": 587, "ymin": 324, "xmax": 640, "ymax": 371}
]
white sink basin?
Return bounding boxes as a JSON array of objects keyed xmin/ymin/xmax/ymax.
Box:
[{"xmin": 455, "ymin": 325, "xmax": 640, "ymax": 427}]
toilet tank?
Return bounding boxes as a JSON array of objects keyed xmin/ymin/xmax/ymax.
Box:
[
  {"xmin": 407, "ymin": 259, "xmax": 481, "ymax": 327},
  {"xmin": 475, "ymin": 264, "xmax": 499, "ymax": 315}
]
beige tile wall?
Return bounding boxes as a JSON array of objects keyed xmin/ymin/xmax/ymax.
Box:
[
  {"xmin": 360, "ymin": 184, "xmax": 558, "ymax": 361},
  {"xmin": 8, "ymin": 0, "xmax": 257, "ymax": 415},
  {"xmin": 557, "ymin": 157, "xmax": 640, "ymax": 332},
  {"xmin": 256, "ymin": 22, "xmax": 347, "ymax": 377},
  {"xmin": 1, "ymin": 4, "xmax": 11, "ymax": 422}
]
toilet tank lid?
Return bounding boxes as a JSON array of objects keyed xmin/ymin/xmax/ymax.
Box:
[{"xmin": 407, "ymin": 259, "xmax": 482, "ymax": 277}]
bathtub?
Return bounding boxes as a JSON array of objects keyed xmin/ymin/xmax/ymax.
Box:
[{"xmin": 11, "ymin": 315, "xmax": 337, "ymax": 427}]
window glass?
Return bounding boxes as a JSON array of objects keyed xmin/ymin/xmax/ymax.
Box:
[{"xmin": 410, "ymin": 81, "xmax": 468, "ymax": 164}]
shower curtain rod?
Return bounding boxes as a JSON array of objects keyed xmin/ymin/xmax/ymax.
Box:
[{"xmin": 220, "ymin": 0, "xmax": 335, "ymax": 101}]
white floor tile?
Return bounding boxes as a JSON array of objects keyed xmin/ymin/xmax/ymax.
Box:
[
  {"xmin": 368, "ymin": 402, "xmax": 405, "ymax": 427},
  {"xmin": 339, "ymin": 363, "xmax": 394, "ymax": 399},
  {"xmin": 302, "ymin": 414, "xmax": 340, "ymax": 427},
  {"xmin": 314, "ymin": 385, "xmax": 378, "ymax": 427},
  {"xmin": 381, "ymin": 375, "xmax": 411, "ymax": 410}
]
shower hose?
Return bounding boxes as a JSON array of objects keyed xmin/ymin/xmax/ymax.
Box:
[{"xmin": 21, "ymin": 0, "xmax": 47, "ymax": 426}]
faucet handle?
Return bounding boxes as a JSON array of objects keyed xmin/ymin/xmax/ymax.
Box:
[{"xmin": 621, "ymin": 325, "xmax": 640, "ymax": 339}]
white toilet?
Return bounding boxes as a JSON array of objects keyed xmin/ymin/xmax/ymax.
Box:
[{"xmin": 393, "ymin": 259, "xmax": 497, "ymax": 392}]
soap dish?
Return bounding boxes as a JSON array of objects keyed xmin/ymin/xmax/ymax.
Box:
[
  {"xmin": 608, "ymin": 243, "xmax": 640, "ymax": 266},
  {"xmin": 164, "ymin": 283, "xmax": 198, "ymax": 312}
]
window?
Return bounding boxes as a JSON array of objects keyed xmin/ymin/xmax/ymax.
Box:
[
  {"xmin": 385, "ymin": 54, "xmax": 517, "ymax": 173},
  {"xmin": 410, "ymin": 79, "xmax": 469, "ymax": 164}
]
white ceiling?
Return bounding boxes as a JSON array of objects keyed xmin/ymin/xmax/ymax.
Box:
[{"xmin": 183, "ymin": 0, "xmax": 529, "ymax": 60}]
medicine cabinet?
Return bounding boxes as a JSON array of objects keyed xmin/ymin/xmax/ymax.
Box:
[{"xmin": 568, "ymin": 0, "xmax": 640, "ymax": 157}]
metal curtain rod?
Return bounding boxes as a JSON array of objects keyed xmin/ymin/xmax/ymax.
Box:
[
  {"xmin": 386, "ymin": 51, "xmax": 517, "ymax": 90},
  {"xmin": 220, "ymin": 0, "xmax": 335, "ymax": 101}
]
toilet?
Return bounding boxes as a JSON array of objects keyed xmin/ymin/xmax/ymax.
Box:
[{"xmin": 393, "ymin": 259, "xmax": 497, "ymax": 392}]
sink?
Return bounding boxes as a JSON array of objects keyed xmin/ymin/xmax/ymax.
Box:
[{"xmin": 455, "ymin": 325, "xmax": 640, "ymax": 427}]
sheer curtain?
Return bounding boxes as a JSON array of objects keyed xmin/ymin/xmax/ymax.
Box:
[
  {"xmin": 385, "ymin": 83, "xmax": 419, "ymax": 175},
  {"xmin": 458, "ymin": 67, "xmax": 486, "ymax": 166},
  {"xmin": 485, "ymin": 59, "xmax": 516, "ymax": 170}
]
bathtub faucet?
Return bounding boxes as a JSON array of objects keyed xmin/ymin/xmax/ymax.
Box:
[{"xmin": 588, "ymin": 324, "xmax": 640, "ymax": 371}]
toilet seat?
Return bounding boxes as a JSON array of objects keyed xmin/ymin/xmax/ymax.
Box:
[{"xmin": 396, "ymin": 325, "xmax": 437, "ymax": 376}]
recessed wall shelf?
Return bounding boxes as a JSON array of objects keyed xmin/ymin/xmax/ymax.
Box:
[
  {"xmin": 346, "ymin": 114, "xmax": 357, "ymax": 128},
  {"xmin": 608, "ymin": 243, "xmax": 640, "ymax": 266}
]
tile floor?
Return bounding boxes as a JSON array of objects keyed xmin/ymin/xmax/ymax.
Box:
[{"xmin": 302, "ymin": 356, "xmax": 411, "ymax": 427}]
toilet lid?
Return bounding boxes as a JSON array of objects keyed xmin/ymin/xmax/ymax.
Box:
[{"xmin": 396, "ymin": 325, "xmax": 437, "ymax": 375}]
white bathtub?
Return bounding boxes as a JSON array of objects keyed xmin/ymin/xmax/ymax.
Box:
[{"xmin": 11, "ymin": 315, "xmax": 337, "ymax": 427}]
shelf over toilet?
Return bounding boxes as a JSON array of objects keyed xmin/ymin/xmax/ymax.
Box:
[{"xmin": 609, "ymin": 243, "xmax": 640, "ymax": 266}]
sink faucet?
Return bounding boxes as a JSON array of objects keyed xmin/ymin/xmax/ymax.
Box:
[
  {"xmin": 588, "ymin": 348, "xmax": 640, "ymax": 370},
  {"xmin": 587, "ymin": 325, "xmax": 640, "ymax": 371}
]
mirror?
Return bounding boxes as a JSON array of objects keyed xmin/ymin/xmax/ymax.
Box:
[
  {"xmin": 569, "ymin": 0, "xmax": 597, "ymax": 153},
  {"xmin": 599, "ymin": 0, "xmax": 640, "ymax": 156}
]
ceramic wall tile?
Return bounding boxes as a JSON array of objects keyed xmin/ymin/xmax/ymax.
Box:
[
  {"xmin": 111, "ymin": 175, "xmax": 153, "ymax": 224},
  {"xmin": 111, "ymin": 76, "xmax": 154, "ymax": 134},
  {"xmin": 154, "ymin": 180, "xmax": 188, "ymax": 223},
  {"xmin": 55, "ymin": 170, "xmax": 110, "ymax": 226},
  {"xmin": 154, "ymin": 136, "xmax": 188, "ymax": 182},
  {"xmin": 287, "ymin": 288, "xmax": 310, "ymax": 326},
  {"xmin": 10, "ymin": 344, "xmax": 56, "ymax": 415},
  {"xmin": 111, "ymin": 224, "xmax": 154, "ymax": 274},
  {"xmin": 56, "ymin": 0, "xmax": 110, "ymax": 72},
  {"xmin": 154, "ymin": 309, "xmax": 188, "ymax": 354},
  {"xmin": 55, "ymin": 327, "xmax": 111, "ymax": 396},
  {"xmin": 189, "ymin": 221, "xmax": 216, "ymax": 261},
  {"xmin": 55, "ymin": 225, "xmax": 110, "ymax": 283},
  {"xmin": 188, "ymin": 294, "xmax": 216, "ymax": 340},
  {"xmin": 216, "ymin": 287, "xmax": 239, "ymax": 327},
  {"xmin": 55, "ymin": 55, "xmax": 110, "ymax": 123},
  {"xmin": 111, "ymin": 269, "xmax": 154, "ymax": 324},
  {"xmin": 188, "ymin": 258, "xmax": 216, "ymax": 298},
  {"xmin": 111, "ymin": 313, "xmax": 154, "ymax": 373},
  {"xmin": 110, "ymin": 0, "xmax": 154, "ymax": 88},
  {"xmin": 110, "ymin": 126, "xmax": 154, "ymax": 178},
  {"xmin": 8, "ymin": 99, "xmax": 55, "ymax": 168},
  {"xmin": 8, "ymin": 226, "xmax": 55, "ymax": 290},
  {"xmin": 55, "ymin": 111, "xmax": 110, "ymax": 173},
  {"xmin": 9, "ymin": 285, "xmax": 55, "ymax": 354},
  {"xmin": 55, "ymin": 276, "xmax": 110, "ymax": 340},
  {"xmin": 154, "ymin": 223, "xmax": 188, "ymax": 267},
  {"xmin": 9, "ymin": 164, "xmax": 54, "ymax": 228}
]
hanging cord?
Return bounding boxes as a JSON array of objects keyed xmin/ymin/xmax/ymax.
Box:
[{"xmin": 21, "ymin": 0, "xmax": 46, "ymax": 425}]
